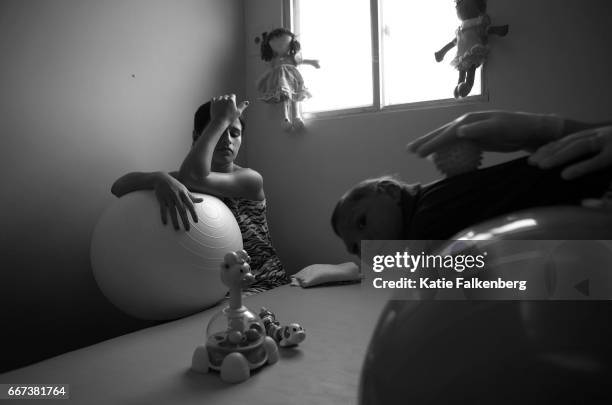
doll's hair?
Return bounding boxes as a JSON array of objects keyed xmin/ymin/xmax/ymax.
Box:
[
  {"xmin": 455, "ymin": 0, "xmax": 487, "ymax": 13},
  {"xmin": 260, "ymin": 28, "xmax": 301, "ymax": 61},
  {"xmin": 192, "ymin": 101, "xmax": 246, "ymax": 143},
  {"xmin": 474, "ymin": 0, "xmax": 487, "ymax": 12}
]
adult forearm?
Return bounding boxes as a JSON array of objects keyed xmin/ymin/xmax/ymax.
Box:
[
  {"xmin": 111, "ymin": 172, "xmax": 163, "ymax": 197},
  {"xmin": 178, "ymin": 118, "xmax": 230, "ymax": 181}
]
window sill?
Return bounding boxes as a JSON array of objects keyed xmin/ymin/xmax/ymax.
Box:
[{"xmin": 303, "ymin": 92, "xmax": 490, "ymax": 122}]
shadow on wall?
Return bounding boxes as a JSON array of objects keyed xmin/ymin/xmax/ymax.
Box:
[{"xmin": 0, "ymin": 0, "xmax": 245, "ymax": 373}]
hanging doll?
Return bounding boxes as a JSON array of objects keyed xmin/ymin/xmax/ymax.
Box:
[
  {"xmin": 257, "ymin": 28, "xmax": 320, "ymax": 131},
  {"xmin": 435, "ymin": 0, "xmax": 509, "ymax": 99}
]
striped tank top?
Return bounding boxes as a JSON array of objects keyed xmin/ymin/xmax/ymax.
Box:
[{"xmin": 223, "ymin": 197, "xmax": 288, "ymax": 295}]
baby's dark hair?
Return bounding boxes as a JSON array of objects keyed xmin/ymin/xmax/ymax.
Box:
[
  {"xmin": 331, "ymin": 176, "xmax": 409, "ymax": 236},
  {"xmin": 192, "ymin": 101, "xmax": 246, "ymax": 143},
  {"xmin": 260, "ymin": 28, "xmax": 301, "ymax": 62}
]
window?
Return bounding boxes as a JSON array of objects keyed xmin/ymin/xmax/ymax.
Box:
[{"xmin": 289, "ymin": 0, "xmax": 484, "ymax": 115}]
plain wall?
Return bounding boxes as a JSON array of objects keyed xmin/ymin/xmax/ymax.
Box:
[
  {"xmin": 0, "ymin": 0, "xmax": 245, "ymax": 372},
  {"xmin": 244, "ymin": 0, "xmax": 612, "ymax": 274}
]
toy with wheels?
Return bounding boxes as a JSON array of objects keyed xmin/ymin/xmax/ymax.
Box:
[{"xmin": 191, "ymin": 250, "xmax": 279, "ymax": 383}]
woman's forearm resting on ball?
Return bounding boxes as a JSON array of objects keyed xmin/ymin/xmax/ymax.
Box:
[{"xmin": 111, "ymin": 172, "xmax": 165, "ymax": 197}]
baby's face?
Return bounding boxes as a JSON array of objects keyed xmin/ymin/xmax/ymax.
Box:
[{"xmin": 335, "ymin": 191, "xmax": 404, "ymax": 257}]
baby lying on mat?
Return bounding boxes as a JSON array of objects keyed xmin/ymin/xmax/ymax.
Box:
[{"xmin": 332, "ymin": 111, "xmax": 612, "ymax": 256}]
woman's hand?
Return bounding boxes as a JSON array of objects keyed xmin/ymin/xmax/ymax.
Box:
[
  {"xmin": 210, "ymin": 94, "xmax": 249, "ymax": 124},
  {"xmin": 154, "ymin": 172, "xmax": 203, "ymax": 231},
  {"xmin": 529, "ymin": 126, "xmax": 612, "ymax": 180},
  {"xmin": 407, "ymin": 111, "xmax": 565, "ymax": 157}
]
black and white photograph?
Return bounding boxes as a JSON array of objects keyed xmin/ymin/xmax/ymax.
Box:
[{"xmin": 2, "ymin": 0, "xmax": 612, "ymax": 403}]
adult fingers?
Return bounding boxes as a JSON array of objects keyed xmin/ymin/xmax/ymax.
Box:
[
  {"xmin": 529, "ymin": 140, "xmax": 562, "ymax": 163},
  {"xmin": 237, "ymin": 100, "xmax": 250, "ymax": 114},
  {"xmin": 159, "ymin": 202, "xmax": 168, "ymax": 226},
  {"xmin": 530, "ymin": 129, "xmax": 600, "ymax": 166},
  {"xmin": 562, "ymin": 153, "xmax": 611, "ymax": 180},
  {"xmin": 456, "ymin": 118, "xmax": 499, "ymax": 140},
  {"xmin": 408, "ymin": 112, "xmax": 494, "ymax": 155},
  {"xmin": 190, "ymin": 193, "xmax": 204, "ymax": 203},
  {"xmin": 535, "ymin": 138, "xmax": 595, "ymax": 169},
  {"xmin": 415, "ymin": 123, "xmax": 463, "ymax": 157},
  {"xmin": 169, "ymin": 204, "xmax": 180, "ymax": 231},
  {"xmin": 181, "ymin": 192, "xmax": 199, "ymax": 224},
  {"xmin": 530, "ymin": 133, "xmax": 586, "ymax": 164},
  {"xmin": 413, "ymin": 113, "xmax": 493, "ymax": 156},
  {"xmin": 172, "ymin": 192, "xmax": 190, "ymax": 231},
  {"xmin": 407, "ymin": 122, "xmax": 452, "ymax": 153}
]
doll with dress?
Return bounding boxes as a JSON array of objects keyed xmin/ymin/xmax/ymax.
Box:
[
  {"xmin": 257, "ymin": 28, "xmax": 320, "ymax": 130},
  {"xmin": 435, "ymin": 0, "xmax": 508, "ymax": 98}
]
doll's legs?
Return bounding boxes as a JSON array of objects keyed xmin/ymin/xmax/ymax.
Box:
[
  {"xmin": 281, "ymin": 100, "xmax": 293, "ymax": 131},
  {"xmin": 282, "ymin": 100, "xmax": 291, "ymax": 123},
  {"xmin": 291, "ymin": 101, "xmax": 304, "ymax": 130},
  {"xmin": 457, "ymin": 66, "xmax": 477, "ymax": 98},
  {"xmin": 454, "ymin": 70, "xmax": 467, "ymax": 99}
]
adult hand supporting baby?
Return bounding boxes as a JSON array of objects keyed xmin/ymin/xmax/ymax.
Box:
[
  {"xmin": 407, "ymin": 111, "xmax": 565, "ymax": 157},
  {"xmin": 529, "ymin": 126, "xmax": 612, "ymax": 180}
]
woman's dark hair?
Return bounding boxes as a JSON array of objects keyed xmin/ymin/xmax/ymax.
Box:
[
  {"xmin": 192, "ymin": 101, "xmax": 246, "ymax": 143},
  {"xmin": 260, "ymin": 28, "xmax": 301, "ymax": 62}
]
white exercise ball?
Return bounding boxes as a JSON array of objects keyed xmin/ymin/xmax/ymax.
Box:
[{"xmin": 91, "ymin": 191, "xmax": 242, "ymax": 320}]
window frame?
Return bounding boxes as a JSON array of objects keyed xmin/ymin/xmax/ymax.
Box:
[{"xmin": 283, "ymin": 0, "xmax": 489, "ymax": 119}]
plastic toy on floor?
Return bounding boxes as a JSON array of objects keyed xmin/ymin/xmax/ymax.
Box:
[
  {"xmin": 434, "ymin": 0, "xmax": 509, "ymax": 98},
  {"xmin": 256, "ymin": 28, "xmax": 320, "ymax": 131},
  {"xmin": 191, "ymin": 250, "xmax": 279, "ymax": 384},
  {"xmin": 259, "ymin": 307, "xmax": 306, "ymax": 348}
]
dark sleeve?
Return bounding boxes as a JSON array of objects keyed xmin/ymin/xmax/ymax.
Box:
[{"xmin": 409, "ymin": 157, "xmax": 612, "ymax": 240}]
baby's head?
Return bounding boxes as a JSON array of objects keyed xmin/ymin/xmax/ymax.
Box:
[
  {"xmin": 260, "ymin": 28, "xmax": 301, "ymax": 61},
  {"xmin": 331, "ymin": 176, "xmax": 417, "ymax": 257}
]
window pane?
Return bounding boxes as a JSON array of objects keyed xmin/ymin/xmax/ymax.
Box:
[
  {"xmin": 296, "ymin": 0, "xmax": 373, "ymax": 113},
  {"xmin": 381, "ymin": 0, "xmax": 481, "ymax": 106}
]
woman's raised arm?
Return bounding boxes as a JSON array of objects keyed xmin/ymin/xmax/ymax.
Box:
[{"xmin": 178, "ymin": 95, "xmax": 263, "ymax": 200}]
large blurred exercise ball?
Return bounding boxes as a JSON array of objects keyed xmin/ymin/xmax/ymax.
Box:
[
  {"xmin": 91, "ymin": 191, "xmax": 242, "ymax": 320},
  {"xmin": 360, "ymin": 207, "xmax": 612, "ymax": 404}
]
